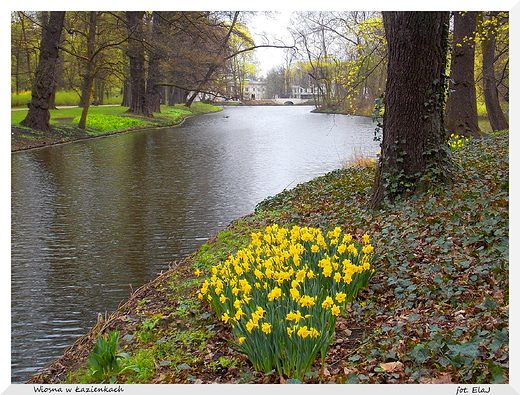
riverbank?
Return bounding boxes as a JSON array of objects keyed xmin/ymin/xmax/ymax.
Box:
[
  {"xmin": 28, "ymin": 130, "xmax": 509, "ymax": 385},
  {"xmin": 11, "ymin": 103, "xmax": 222, "ymax": 152}
]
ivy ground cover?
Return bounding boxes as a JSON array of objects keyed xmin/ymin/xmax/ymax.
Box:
[{"xmin": 41, "ymin": 132, "xmax": 508, "ymax": 384}]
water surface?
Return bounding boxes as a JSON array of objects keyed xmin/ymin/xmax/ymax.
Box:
[{"xmin": 11, "ymin": 105, "xmax": 380, "ymax": 382}]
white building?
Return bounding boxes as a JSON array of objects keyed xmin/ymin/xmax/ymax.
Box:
[{"xmin": 243, "ymin": 80, "xmax": 267, "ymax": 100}]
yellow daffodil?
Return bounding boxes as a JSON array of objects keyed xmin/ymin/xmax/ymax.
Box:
[
  {"xmin": 290, "ymin": 287, "xmax": 300, "ymax": 301},
  {"xmin": 331, "ymin": 305, "xmax": 341, "ymax": 316},
  {"xmin": 221, "ymin": 312, "xmax": 231, "ymax": 324},
  {"xmin": 362, "ymin": 244, "xmax": 374, "ymax": 254},
  {"xmin": 246, "ymin": 319, "xmax": 259, "ymax": 333},
  {"xmin": 255, "ymin": 306, "xmax": 266, "ymax": 316},
  {"xmin": 267, "ymin": 287, "xmax": 282, "ymax": 301},
  {"xmin": 286, "ymin": 310, "xmax": 304, "ymax": 322},
  {"xmin": 298, "ymin": 295, "xmax": 316, "ymax": 307},
  {"xmin": 261, "ymin": 322, "xmax": 272, "ymax": 334},
  {"xmin": 322, "ymin": 296, "xmax": 334, "ymax": 308},
  {"xmin": 234, "ymin": 308, "xmax": 245, "ymax": 321},
  {"xmin": 322, "ymin": 265, "xmax": 333, "ymax": 277},
  {"xmin": 335, "ymin": 292, "xmax": 347, "ymax": 303}
]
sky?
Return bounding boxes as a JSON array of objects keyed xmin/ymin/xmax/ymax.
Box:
[{"xmin": 249, "ymin": 11, "xmax": 294, "ymax": 77}]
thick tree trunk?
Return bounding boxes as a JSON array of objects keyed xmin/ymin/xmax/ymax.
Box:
[
  {"xmin": 145, "ymin": 12, "xmax": 162, "ymax": 115},
  {"xmin": 20, "ymin": 11, "xmax": 65, "ymax": 131},
  {"xmin": 121, "ymin": 81, "xmax": 131, "ymax": 107},
  {"xmin": 372, "ymin": 11, "xmax": 451, "ymax": 209},
  {"xmin": 445, "ymin": 11, "xmax": 481, "ymax": 138},
  {"xmin": 126, "ymin": 11, "xmax": 148, "ymax": 115},
  {"xmin": 480, "ymin": 12, "xmax": 509, "ymax": 131}
]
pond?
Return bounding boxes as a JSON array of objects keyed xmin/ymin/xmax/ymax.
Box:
[{"xmin": 11, "ymin": 105, "xmax": 380, "ymax": 382}]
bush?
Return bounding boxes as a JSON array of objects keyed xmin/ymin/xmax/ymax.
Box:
[
  {"xmin": 88, "ymin": 331, "xmax": 137, "ymax": 383},
  {"xmin": 198, "ymin": 224, "xmax": 375, "ymax": 380}
]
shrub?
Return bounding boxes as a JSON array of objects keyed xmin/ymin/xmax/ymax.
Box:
[
  {"xmin": 88, "ymin": 330, "xmax": 137, "ymax": 383},
  {"xmin": 198, "ymin": 224, "xmax": 375, "ymax": 381}
]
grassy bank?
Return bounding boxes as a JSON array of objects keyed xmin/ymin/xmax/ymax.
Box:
[
  {"xmin": 11, "ymin": 102, "xmax": 222, "ymax": 151},
  {"xmin": 29, "ymin": 130, "xmax": 509, "ymax": 385}
]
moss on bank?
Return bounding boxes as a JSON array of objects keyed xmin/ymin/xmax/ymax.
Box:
[{"xmin": 29, "ymin": 131, "xmax": 509, "ymax": 384}]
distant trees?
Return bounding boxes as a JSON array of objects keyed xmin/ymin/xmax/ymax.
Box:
[
  {"xmin": 11, "ymin": 12, "xmax": 41, "ymax": 95},
  {"xmin": 12, "ymin": 10, "xmax": 508, "ymax": 134},
  {"xmin": 288, "ymin": 11, "xmax": 386, "ymax": 114},
  {"xmin": 11, "ymin": 11, "xmax": 265, "ymax": 117}
]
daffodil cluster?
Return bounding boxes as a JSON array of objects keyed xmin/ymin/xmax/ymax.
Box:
[
  {"xmin": 197, "ymin": 224, "xmax": 375, "ymax": 380},
  {"xmin": 449, "ymin": 133, "xmax": 470, "ymax": 150}
]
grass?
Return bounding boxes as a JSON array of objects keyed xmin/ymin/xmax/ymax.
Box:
[
  {"xmin": 31, "ymin": 129, "xmax": 508, "ymax": 385},
  {"xmin": 11, "ymin": 102, "xmax": 222, "ymax": 151},
  {"xmin": 11, "ymin": 90, "xmax": 123, "ymax": 107}
]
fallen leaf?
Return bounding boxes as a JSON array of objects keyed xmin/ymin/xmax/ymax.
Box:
[
  {"xmin": 378, "ymin": 362, "xmax": 404, "ymax": 372},
  {"xmin": 432, "ymin": 373, "xmax": 453, "ymax": 384},
  {"xmin": 321, "ymin": 366, "xmax": 331, "ymax": 376}
]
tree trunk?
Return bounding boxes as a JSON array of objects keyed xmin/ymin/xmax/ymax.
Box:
[
  {"xmin": 144, "ymin": 12, "xmax": 162, "ymax": 115},
  {"xmin": 479, "ymin": 12, "xmax": 509, "ymax": 131},
  {"xmin": 126, "ymin": 11, "xmax": 148, "ymax": 115},
  {"xmin": 445, "ymin": 11, "xmax": 481, "ymax": 138},
  {"xmin": 78, "ymin": 12, "xmax": 97, "ymax": 129},
  {"xmin": 121, "ymin": 81, "xmax": 131, "ymax": 107},
  {"xmin": 371, "ymin": 11, "xmax": 452, "ymax": 209},
  {"xmin": 20, "ymin": 11, "xmax": 65, "ymax": 131}
]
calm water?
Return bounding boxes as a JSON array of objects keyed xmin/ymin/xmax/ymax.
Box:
[{"xmin": 11, "ymin": 105, "xmax": 380, "ymax": 382}]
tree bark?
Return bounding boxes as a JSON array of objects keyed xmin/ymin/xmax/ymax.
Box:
[
  {"xmin": 20, "ymin": 11, "xmax": 65, "ymax": 131},
  {"xmin": 126, "ymin": 11, "xmax": 147, "ymax": 115},
  {"xmin": 445, "ymin": 11, "xmax": 481, "ymax": 138},
  {"xmin": 371, "ymin": 11, "xmax": 452, "ymax": 209},
  {"xmin": 479, "ymin": 12, "xmax": 509, "ymax": 131},
  {"xmin": 78, "ymin": 12, "xmax": 97, "ymax": 129},
  {"xmin": 145, "ymin": 12, "xmax": 163, "ymax": 115}
]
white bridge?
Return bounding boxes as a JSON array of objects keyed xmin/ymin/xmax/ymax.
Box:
[{"xmin": 271, "ymin": 98, "xmax": 309, "ymax": 105}]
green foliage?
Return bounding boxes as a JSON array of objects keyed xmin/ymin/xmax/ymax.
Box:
[
  {"xmin": 11, "ymin": 90, "xmax": 122, "ymax": 108},
  {"xmin": 87, "ymin": 330, "xmax": 137, "ymax": 383},
  {"xmin": 250, "ymin": 133, "xmax": 508, "ymax": 383},
  {"xmin": 198, "ymin": 224, "xmax": 375, "ymax": 380},
  {"xmin": 60, "ymin": 131, "xmax": 507, "ymax": 385},
  {"xmin": 72, "ymin": 114, "xmax": 151, "ymax": 133}
]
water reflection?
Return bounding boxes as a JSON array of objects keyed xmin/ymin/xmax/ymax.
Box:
[{"xmin": 11, "ymin": 106, "xmax": 380, "ymax": 382}]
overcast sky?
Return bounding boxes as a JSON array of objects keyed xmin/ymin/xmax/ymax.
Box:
[{"xmin": 249, "ymin": 11, "xmax": 294, "ymax": 77}]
